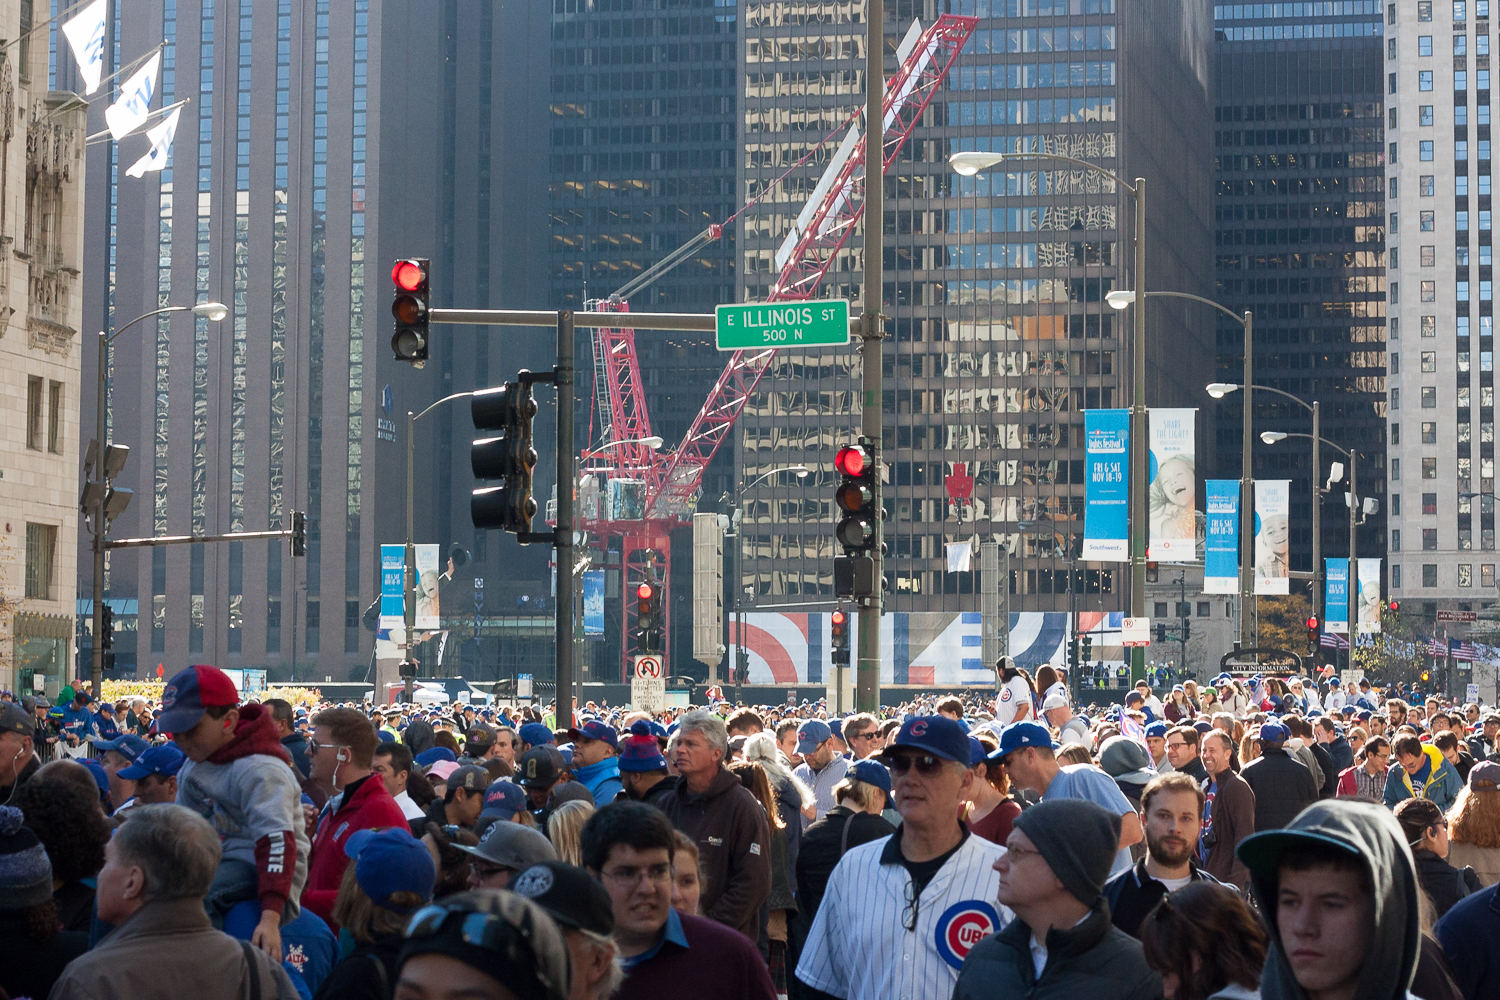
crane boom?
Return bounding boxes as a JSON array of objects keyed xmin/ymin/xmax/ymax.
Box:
[{"xmin": 642, "ymin": 14, "xmax": 977, "ymax": 518}]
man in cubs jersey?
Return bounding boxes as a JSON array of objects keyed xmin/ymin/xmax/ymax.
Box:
[{"xmin": 796, "ymin": 715, "xmax": 1010, "ymax": 999}]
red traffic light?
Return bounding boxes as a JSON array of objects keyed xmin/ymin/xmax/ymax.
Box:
[
  {"xmin": 392, "ymin": 259, "xmax": 427, "ymax": 292},
  {"xmin": 831, "ymin": 610, "xmax": 847, "ymax": 627},
  {"xmin": 1306, "ymin": 616, "xmax": 1319, "ymax": 630},
  {"xmin": 835, "ymin": 445, "xmax": 869, "ymax": 478},
  {"xmin": 637, "ymin": 583, "xmax": 654, "ymax": 601},
  {"xmin": 1388, "ymin": 600, "xmax": 1400, "ymax": 612}
]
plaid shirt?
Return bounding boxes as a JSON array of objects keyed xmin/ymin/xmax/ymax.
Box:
[{"xmin": 1347, "ymin": 764, "xmax": 1386, "ymax": 800}]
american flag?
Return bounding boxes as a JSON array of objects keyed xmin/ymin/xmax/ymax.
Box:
[
  {"xmin": 1450, "ymin": 639, "xmax": 1478, "ymax": 662},
  {"xmin": 1320, "ymin": 632, "xmax": 1350, "ymax": 650},
  {"xmin": 1426, "ymin": 638, "xmax": 1449, "ymax": 657}
]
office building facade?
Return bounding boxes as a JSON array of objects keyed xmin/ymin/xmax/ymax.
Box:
[
  {"xmin": 1212, "ymin": 2, "xmax": 1388, "ymax": 627},
  {"xmin": 1386, "ymin": 0, "xmax": 1496, "ymax": 605}
]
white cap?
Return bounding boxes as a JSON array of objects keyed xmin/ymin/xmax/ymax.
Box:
[{"xmin": 1042, "ymin": 693, "xmax": 1070, "ymax": 712}]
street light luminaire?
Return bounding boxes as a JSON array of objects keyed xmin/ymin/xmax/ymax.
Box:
[
  {"xmin": 1104, "ymin": 289, "xmax": 1136, "ymax": 310},
  {"xmin": 1261, "ymin": 431, "xmax": 1288, "ymax": 445},
  {"xmin": 947, "ymin": 151, "xmax": 1007, "ymax": 177},
  {"xmin": 1205, "ymin": 382, "xmax": 1241, "ymax": 399},
  {"xmin": 192, "ymin": 301, "xmax": 230, "ymax": 322}
]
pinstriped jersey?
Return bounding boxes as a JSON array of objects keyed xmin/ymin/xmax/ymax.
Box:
[{"xmin": 796, "ymin": 831, "xmax": 1012, "ymax": 1000}]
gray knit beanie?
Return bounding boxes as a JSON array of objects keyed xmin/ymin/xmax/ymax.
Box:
[
  {"xmin": 0, "ymin": 804, "xmax": 54, "ymax": 910},
  {"xmin": 1012, "ymin": 798, "xmax": 1122, "ymax": 905}
]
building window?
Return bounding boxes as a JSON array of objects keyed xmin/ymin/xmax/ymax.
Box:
[
  {"xmin": 1393, "ymin": 493, "xmax": 1402, "ymax": 515},
  {"xmin": 1421, "ymin": 211, "xmax": 1436, "ymax": 231},
  {"xmin": 1422, "ymin": 316, "xmax": 1437, "ymax": 337},
  {"xmin": 1154, "ymin": 601, "xmax": 1168, "ymax": 618},
  {"xmin": 1457, "ymin": 105, "xmax": 1469, "ymax": 126},
  {"xmin": 1423, "ymin": 492, "xmax": 1439, "ymax": 514},
  {"xmin": 1391, "ymin": 212, "xmax": 1400, "ymax": 233},
  {"xmin": 1422, "ymin": 351, "xmax": 1438, "ymax": 372},
  {"xmin": 1392, "ymin": 282, "xmax": 1401, "ymax": 304},
  {"xmin": 1421, "ymin": 141, "xmax": 1435, "ymax": 160},
  {"xmin": 1423, "ymin": 564, "xmax": 1439, "ymax": 587},
  {"xmin": 1422, "ymin": 422, "xmax": 1438, "ymax": 443},
  {"xmin": 1458, "ymin": 140, "xmax": 1470, "ymax": 161},
  {"xmin": 1423, "ymin": 457, "xmax": 1439, "ymax": 478},
  {"xmin": 1484, "ymin": 564, "xmax": 1496, "ymax": 587},
  {"xmin": 1393, "ymin": 564, "xmax": 1404, "ymax": 589},
  {"xmin": 1196, "ymin": 601, "xmax": 1210, "ymax": 617},
  {"xmin": 1423, "ymin": 386, "xmax": 1439, "ymax": 408},
  {"xmin": 1391, "ymin": 72, "xmax": 1399, "ymax": 94},
  {"xmin": 1460, "ymin": 280, "xmax": 1472, "ymax": 301},
  {"xmin": 1460, "ymin": 564, "xmax": 1473, "ymax": 586},
  {"xmin": 1422, "ymin": 105, "xmax": 1436, "ymax": 126},
  {"xmin": 1392, "ymin": 388, "xmax": 1402, "ymax": 411},
  {"xmin": 1421, "ymin": 246, "xmax": 1436, "ymax": 267},
  {"xmin": 1456, "ymin": 2, "xmax": 1468, "ymax": 22},
  {"xmin": 1419, "ymin": 71, "xmax": 1434, "ymax": 91},
  {"xmin": 1421, "ymin": 175, "xmax": 1435, "ymax": 195},
  {"xmin": 25, "ymin": 375, "xmax": 43, "ymax": 450},
  {"xmin": 24, "ymin": 523, "xmax": 56, "ymax": 599},
  {"xmin": 1420, "ymin": 36, "xmax": 1434, "ymax": 56},
  {"xmin": 1422, "ymin": 281, "xmax": 1437, "ymax": 301},
  {"xmin": 1424, "ymin": 528, "xmax": 1439, "ymax": 550},
  {"xmin": 1419, "ymin": 0, "xmax": 1433, "ymax": 18},
  {"xmin": 1394, "ymin": 457, "xmax": 1402, "ymax": 479},
  {"xmin": 47, "ymin": 381, "xmax": 61, "ymax": 454},
  {"xmin": 1459, "ymin": 210, "xmax": 1471, "ymax": 230},
  {"xmin": 1456, "ymin": 33, "xmax": 1469, "ymax": 55},
  {"xmin": 1393, "ymin": 529, "xmax": 1403, "ymax": 550}
]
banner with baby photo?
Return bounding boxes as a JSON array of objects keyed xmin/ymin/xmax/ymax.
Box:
[
  {"xmin": 1147, "ymin": 408, "xmax": 1196, "ymax": 562},
  {"xmin": 1253, "ymin": 480, "xmax": 1291, "ymax": 595}
]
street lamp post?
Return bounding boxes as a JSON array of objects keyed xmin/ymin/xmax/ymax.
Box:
[
  {"xmin": 1208, "ymin": 380, "xmax": 1320, "ymax": 650},
  {"xmin": 951, "ymin": 150, "xmax": 1148, "ymax": 677},
  {"xmin": 88, "ymin": 302, "xmax": 227, "ymax": 693},
  {"xmin": 1264, "ymin": 432, "xmax": 1361, "ymax": 666}
]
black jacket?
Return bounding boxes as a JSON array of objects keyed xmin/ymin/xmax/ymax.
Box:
[
  {"xmin": 1309, "ymin": 741, "xmax": 1339, "ymax": 798},
  {"xmin": 953, "ymin": 898, "xmax": 1163, "ymax": 1000},
  {"xmin": 0, "ymin": 911, "xmax": 88, "ymax": 1000},
  {"xmin": 281, "ymin": 732, "xmax": 313, "ymax": 779},
  {"xmin": 615, "ymin": 773, "xmax": 679, "ymax": 810},
  {"xmin": 1240, "ymin": 746, "xmax": 1320, "ymax": 831},
  {"xmin": 1413, "ymin": 848, "xmax": 1484, "ymax": 918},
  {"xmin": 1101, "ymin": 858, "xmax": 1229, "ymax": 939},
  {"xmin": 1173, "ymin": 755, "xmax": 1208, "ymax": 784},
  {"xmin": 661, "ymin": 766, "xmax": 772, "ymax": 942},
  {"xmin": 311, "ymin": 935, "xmax": 403, "ymax": 1000},
  {"xmin": 1325, "ymin": 736, "xmax": 1356, "ymax": 774}
]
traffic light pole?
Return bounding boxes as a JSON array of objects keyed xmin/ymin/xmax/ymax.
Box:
[
  {"xmin": 857, "ymin": 0, "xmax": 885, "ymax": 714},
  {"xmin": 555, "ymin": 312, "xmax": 577, "ymax": 727}
]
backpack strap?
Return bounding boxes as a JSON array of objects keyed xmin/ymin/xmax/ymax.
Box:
[
  {"xmin": 838, "ymin": 812, "xmax": 855, "ymax": 858},
  {"xmin": 369, "ymin": 953, "xmax": 391, "ymax": 998},
  {"xmin": 239, "ymin": 939, "xmax": 262, "ymax": 1000}
]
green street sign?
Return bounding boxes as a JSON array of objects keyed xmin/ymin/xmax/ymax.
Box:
[{"xmin": 715, "ymin": 299, "xmax": 850, "ymax": 351}]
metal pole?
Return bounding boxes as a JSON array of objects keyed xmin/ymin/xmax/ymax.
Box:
[
  {"xmin": 92, "ymin": 331, "xmax": 106, "ymax": 694},
  {"xmin": 404, "ymin": 410, "xmax": 417, "ymax": 703},
  {"xmin": 856, "ymin": 0, "xmax": 884, "ymax": 713},
  {"xmin": 1348, "ymin": 450, "xmax": 1358, "ymax": 672},
  {"xmin": 1238, "ymin": 312, "xmax": 1254, "ymax": 652},
  {"xmin": 556, "ymin": 311, "xmax": 576, "ymax": 727},
  {"xmin": 1129, "ymin": 177, "xmax": 1147, "ymax": 682},
  {"xmin": 1312, "ymin": 400, "xmax": 1322, "ymax": 631}
]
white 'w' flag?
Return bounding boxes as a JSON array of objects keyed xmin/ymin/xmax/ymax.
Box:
[
  {"xmin": 105, "ymin": 52, "xmax": 161, "ymax": 141},
  {"xmin": 125, "ymin": 107, "xmax": 181, "ymax": 178},
  {"xmin": 61, "ymin": 0, "xmax": 109, "ymax": 94}
]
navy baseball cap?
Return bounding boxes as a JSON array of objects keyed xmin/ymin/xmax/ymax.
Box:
[
  {"xmin": 344, "ymin": 828, "xmax": 436, "ymax": 915},
  {"xmin": 986, "ymin": 721, "xmax": 1061, "ymax": 764},
  {"xmin": 850, "ymin": 758, "xmax": 892, "ymax": 795},
  {"xmin": 414, "ymin": 747, "xmax": 456, "ymax": 768},
  {"xmin": 519, "ymin": 722, "xmax": 555, "ymax": 747},
  {"xmin": 567, "ymin": 720, "xmax": 618, "ymax": 749},
  {"xmin": 828, "ymin": 719, "xmax": 844, "ymax": 742},
  {"xmin": 95, "ymin": 734, "xmax": 151, "ymax": 762},
  {"xmin": 797, "ymin": 720, "xmax": 833, "ymax": 755},
  {"xmin": 118, "ymin": 743, "xmax": 186, "ymax": 780},
  {"xmin": 877, "ymin": 715, "xmax": 971, "ymax": 765},
  {"xmin": 1144, "ymin": 721, "xmax": 1169, "ymax": 739},
  {"xmin": 967, "ymin": 736, "xmax": 987, "ymax": 767},
  {"xmin": 157, "ymin": 665, "xmax": 239, "ymax": 734},
  {"xmin": 480, "ymin": 780, "xmax": 527, "ymax": 820},
  {"xmin": 1259, "ymin": 722, "xmax": 1289, "ymax": 743}
]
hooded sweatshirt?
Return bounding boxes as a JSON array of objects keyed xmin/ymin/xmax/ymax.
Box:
[
  {"xmin": 176, "ymin": 703, "xmax": 310, "ymax": 916},
  {"xmin": 1249, "ymin": 799, "xmax": 1420, "ymax": 1000}
]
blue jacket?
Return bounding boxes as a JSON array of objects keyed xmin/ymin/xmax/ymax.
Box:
[
  {"xmin": 57, "ymin": 705, "xmax": 97, "ymax": 742},
  {"xmin": 1383, "ymin": 744, "xmax": 1463, "ymax": 812},
  {"xmin": 574, "ymin": 756, "xmax": 623, "ymax": 806},
  {"xmin": 1436, "ymin": 882, "xmax": 1500, "ymax": 1000}
]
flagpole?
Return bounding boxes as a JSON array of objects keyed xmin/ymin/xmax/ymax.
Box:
[
  {"xmin": 85, "ymin": 97, "xmax": 190, "ymax": 145},
  {"xmin": 67, "ymin": 41, "xmax": 170, "ymax": 109}
]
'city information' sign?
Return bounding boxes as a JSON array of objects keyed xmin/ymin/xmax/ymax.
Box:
[{"xmin": 716, "ymin": 299, "xmax": 850, "ymax": 351}]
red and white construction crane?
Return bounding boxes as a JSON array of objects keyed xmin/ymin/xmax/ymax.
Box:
[{"xmin": 576, "ymin": 15, "xmax": 977, "ymax": 678}]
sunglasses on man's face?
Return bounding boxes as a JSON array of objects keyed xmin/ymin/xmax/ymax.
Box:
[{"xmin": 887, "ymin": 753, "xmax": 947, "ymax": 775}]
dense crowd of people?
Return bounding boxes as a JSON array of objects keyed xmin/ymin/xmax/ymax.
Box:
[{"xmin": 1, "ymin": 658, "xmax": 1499, "ymax": 1000}]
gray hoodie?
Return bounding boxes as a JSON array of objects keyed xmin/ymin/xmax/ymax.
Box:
[{"xmin": 1248, "ymin": 800, "xmax": 1419, "ymax": 1000}]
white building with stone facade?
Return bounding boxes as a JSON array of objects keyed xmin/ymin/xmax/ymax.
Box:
[{"xmin": 0, "ymin": 2, "xmax": 87, "ymax": 700}]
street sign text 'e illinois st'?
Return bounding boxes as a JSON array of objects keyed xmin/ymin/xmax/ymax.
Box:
[{"xmin": 716, "ymin": 300, "xmax": 850, "ymax": 351}]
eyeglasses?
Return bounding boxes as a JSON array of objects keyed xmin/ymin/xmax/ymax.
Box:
[
  {"xmin": 902, "ymin": 878, "xmax": 921, "ymax": 932},
  {"xmin": 308, "ymin": 741, "xmax": 347, "ymax": 754},
  {"xmin": 886, "ymin": 753, "xmax": 947, "ymax": 775},
  {"xmin": 600, "ymin": 863, "xmax": 673, "ymax": 887},
  {"xmin": 1166, "ymin": 742, "xmax": 1188, "ymax": 751},
  {"xmin": 850, "ymin": 732, "xmax": 882, "ymax": 743}
]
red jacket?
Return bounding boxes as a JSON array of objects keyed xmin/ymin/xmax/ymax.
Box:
[{"xmin": 300, "ymin": 773, "xmax": 408, "ymax": 924}]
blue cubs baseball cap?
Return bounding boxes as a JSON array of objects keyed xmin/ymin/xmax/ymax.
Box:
[
  {"xmin": 414, "ymin": 747, "xmax": 456, "ymax": 768},
  {"xmin": 78, "ymin": 758, "xmax": 111, "ymax": 804},
  {"xmin": 850, "ymin": 758, "xmax": 892, "ymax": 795},
  {"xmin": 567, "ymin": 720, "xmax": 618, "ymax": 749},
  {"xmin": 878, "ymin": 714, "xmax": 971, "ymax": 765},
  {"xmin": 344, "ymin": 828, "xmax": 435, "ymax": 915},
  {"xmin": 1259, "ymin": 722, "xmax": 1289, "ymax": 743},
  {"xmin": 968, "ymin": 736, "xmax": 987, "ymax": 767},
  {"xmin": 797, "ymin": 720, "xmax": 833, "ymax": 755},
  {"xmin": 1144, "ymin": 721, "xmax": 1169, "ymax": 739},
  {"xmin": 519, "ymin": 723, "xmax": 555, "ymax": 747},
  {"xmin": 157, "ymin": 665, "xmax": 240, "ymax": 734},
  {"xmin": 986, "ymin": 721, "xmax": 1062, "ymax": 764},
  {"xmin": 118, "ymin": 743, "xmax": 186, "ymax": 780},
  {"xmin": 95, "ymin": 734, "xmax": 151, "ymax": 762},
  {"xmin": 480, "ymin": 779, "xmax": 527, "ymax": 820},
  {"xmin": 828, "ymin": 719, "xmax": 844, "ymax": 742}
]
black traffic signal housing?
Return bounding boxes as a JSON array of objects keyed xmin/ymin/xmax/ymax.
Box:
[
  {"xmin": 830, "ymin": 607, "xmax": 850, "ymax": 665},
  {"xmin": 100, "ymin": 605, "xmax": 114, "ymax": 651},
  {"xmin": 834, "ymin": 441, "xmax": 879, "ymax": 598},
  {"xmin": 1067, "ymin": 634, "xmax": 1080, "ymax": 670},
  {"xmin": 1305, "ymin": 615, "xmax": 1320, "ymax": 654},
  {"xmin": 1080, "ymin": 634, "xmax": 1093, "ymax": 664},
  {"xmin": 634, "ymin": 582, "xmax": 662, "ymax": 654},
  {"xmin": 1155, "ymin": 622, "xmax": 1167, "ymax": 643},
  {"xmin": 290, "ymin": 510, "xmax": 307, "ymax": 557},
  {"xmin": 391, "ymin": 258, "xmax": 431, "ymax": 364},
  {"xmin": 734, "ymin": 652, "xmax": 750, "ymax": 687},
  {"xmin": 471, "ymin": 380, "xmax": 538, "ymax": 533},
  {"xmin": 399, "ymin": 659, "xmax": 418, "ymax": 679}
]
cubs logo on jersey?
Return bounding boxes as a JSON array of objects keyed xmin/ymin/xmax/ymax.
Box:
[{"xmin": 934, "ymin": 900, "xmax": 1000, "ymax": 969}]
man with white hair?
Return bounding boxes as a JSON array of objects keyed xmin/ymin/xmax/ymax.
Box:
[
  {"xmin": 1042, "ymin": 694, "xmax": 1089, "ymax": 746},
  {"xmin": 660, "ymin": 710, "xmax": 771, "ymax": 941}
]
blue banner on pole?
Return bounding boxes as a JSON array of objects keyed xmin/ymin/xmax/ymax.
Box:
[
  {"xmin": 1204, "ymin": 480, "xmax": 1239, "ymax": 593},
  {"xmin": 380, "ymin": 545, "xmax": 405, "ymax": 628},
  {"xmin": 1082, "ymin": 409, "xmax": 1130, "ymax": 561},
  {"xmin": 583, "ymin": 570, "xmax": 604, "ymax": 635},
  {"xmin": 1325, "ymin": 558, "xmax": 1349, "ymax": 633}
]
